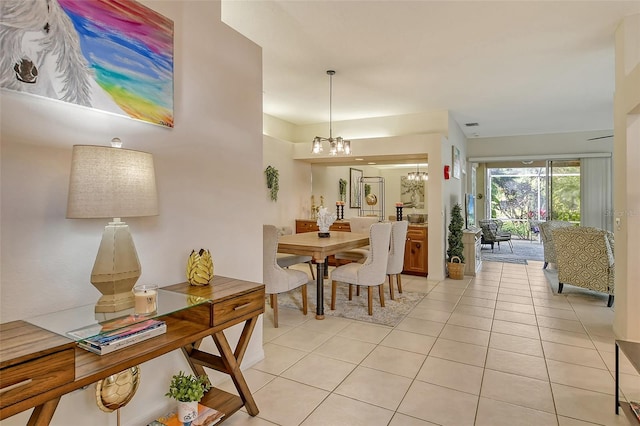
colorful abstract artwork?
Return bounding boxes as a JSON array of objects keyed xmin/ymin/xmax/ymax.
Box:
[{"xmin": 0, "ymin": 0, "xmax": 174, "ymax": 127}]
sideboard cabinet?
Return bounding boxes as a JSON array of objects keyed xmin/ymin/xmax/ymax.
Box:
[
  {"xmin": 403, "ymin": 225, "xmax": 428, "ymax": 276},
  {"xmin": 463, "ymin": 228, "xmax": 482, "ymax": 276},
  {"xmin": 295, "ymin": 219, "xmax": 351, "ymax": 233}
]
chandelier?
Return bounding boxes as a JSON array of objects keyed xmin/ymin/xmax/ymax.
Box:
[
  {"xmin": 407, "ymin": 164, "xmax": 428, "ymax": 181},
  {"xmin": 312, "ymin": 70, "xmax": 351, "ymax": 156}
]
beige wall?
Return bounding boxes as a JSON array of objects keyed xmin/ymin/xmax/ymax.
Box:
[
  {"xmin": 0, "ymin": 1, "xmax": 264, "ymax": 424},
  {"xmin": 613, "ymin": 14, "xmax": 640, "ymax": 343}
]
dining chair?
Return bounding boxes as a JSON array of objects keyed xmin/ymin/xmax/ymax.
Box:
[
  {"xmin": 275, "ymin": 226, "xmax": 315, "ymax": 279},
  {"xmin": 334, "ymin": 216, "xmax": 378, "ymax": 264},
  {"xmin": 263, "ymin": 225, "xmax": 309, "ymax": 327},
  {"xmin": 330, "ymin": 222, "xmax": 392, "ymax": 315},
  {"xmin": 387, "ymin": 220, "xmax": 409, "ymax": 300}
]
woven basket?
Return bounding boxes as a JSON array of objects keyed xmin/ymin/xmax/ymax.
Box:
[{"xmin": 447, "ymin": 256, "xmax": 465, "ymax": 280}]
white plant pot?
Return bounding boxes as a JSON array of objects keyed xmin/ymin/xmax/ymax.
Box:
[{"xmin": 177, "ymin": 400, "xmax": 198, "ymax": 423}]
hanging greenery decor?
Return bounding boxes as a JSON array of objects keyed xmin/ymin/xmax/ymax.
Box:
[
  {"xmin": 339, "ymin": 178, "xmax": 347, "ymax": 202},
  {"xmin": 265, "ymin": 165, "xmax": 279, "ymax": 201}
]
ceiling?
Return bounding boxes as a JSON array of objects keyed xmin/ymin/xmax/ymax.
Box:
[{"xmin": 221, "ymin": 1, "xmax": 638, "ymax": 140}]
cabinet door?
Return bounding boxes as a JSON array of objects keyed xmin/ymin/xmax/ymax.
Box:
[{"xmin": 403, "ymin": 228, "xmax": 427, "ymax": 276}]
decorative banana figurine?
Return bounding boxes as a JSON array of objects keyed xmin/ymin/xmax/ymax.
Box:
[{"xmin": 186, "ymin": 249, "xmax": 213, "ymax": 286}]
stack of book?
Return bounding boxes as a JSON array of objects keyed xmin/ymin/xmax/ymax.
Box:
[
  {"xmin": 70, "ymin": 318, "xmax": 166, "ymax": 355},
  {"xmin": 148, "ymin": 403, "xmax": 224, "ymax": 426}
]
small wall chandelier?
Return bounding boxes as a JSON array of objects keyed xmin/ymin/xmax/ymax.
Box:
[
  {"xmin": 407, "ymin": 164, "xmax": 428, "ymax": 181},
  {"xmin": 312, "ymin": 70, "xmax": 351, "ymax": 156}
]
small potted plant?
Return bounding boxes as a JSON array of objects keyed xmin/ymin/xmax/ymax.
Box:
[{"xmin": 165, "ymin": 371, "xmax": 212, "ymax": 422}]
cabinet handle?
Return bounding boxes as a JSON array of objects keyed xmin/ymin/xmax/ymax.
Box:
[
  {"xmin": 415, "ymin": 243, "xmax": 421, "ymax": 248},
  {"xmin": 234, "ymin": 302, "xmax": 252, "ymax": 311}
]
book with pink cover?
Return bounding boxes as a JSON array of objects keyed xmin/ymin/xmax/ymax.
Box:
[{"xmin": 149, "ymin": 403, "xmax": 224, "ymax": 426}]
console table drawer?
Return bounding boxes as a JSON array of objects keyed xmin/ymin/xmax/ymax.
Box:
[
  {"xmin": 0, "ymin": 348, "xmax": 74, "ymax": 408},
  {"xmin": 212, "ymin": 289, "xmax": 264, "ymax": 327}
]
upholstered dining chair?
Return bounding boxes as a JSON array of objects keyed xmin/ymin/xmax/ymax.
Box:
[
  {"xmin": 387, "ymin": 220, "xmax": 409, "ymax": 300},
  {"xmin": 334, "ymin": 216, "xmax": 378, "ymax": 264},
  {"xmin": 331, "ymin": 222, "xmax": 392, "ymax": 316},
  {"xmin": 263, "ymin": 225, "xmax": 309, "ymax": 327},
  {"xmin": 539, "ymin": 220, "xmax": 573, "ymax": 269},
  {"xmin": 275, "ymin": 226, "xmax": 315, "ymax": 279}
]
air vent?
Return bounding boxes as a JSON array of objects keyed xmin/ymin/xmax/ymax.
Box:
[{"xmin": 465, "ymin": 122, "xmax": 479, "ymax": 127}]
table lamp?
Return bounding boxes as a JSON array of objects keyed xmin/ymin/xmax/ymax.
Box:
[{"xmin": 67, "ymin": 142, "xmax": 159, "ymax": 312}]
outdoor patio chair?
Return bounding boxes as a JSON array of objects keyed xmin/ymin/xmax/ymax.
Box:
[{"xmin": 479, "ymin": 219, "xmax": 513, "ymax": 252}]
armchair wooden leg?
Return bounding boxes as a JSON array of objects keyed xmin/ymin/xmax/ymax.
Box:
[
  {"xmin": 356, "ymin": 286, "xmax": 360, "ymax": 297},
  {"xmin": 543, "ymin": 262, "xmax": 548, "ymax": 269},
  {"xmin": 348, "ymin": 284, "xmax": 353, "ymax": 300},
  {"xmin": 388, "ymin": 275, "xmax": 395, "ymax": 300},
  {"xmin": 396, "ymin": 274, "xmax": 403, "ymax": 294},
  {"xmin": 302, "ymin": 285, "xmax": 308, "ymax": 315},
  {"xmin": 271, "ymin": 294, "xmax": 279, "ymax": 328},
  {"xmin": 379, "ymin": 284, "xmax": 385, "ymax": 308},
  {"xmin": 367, "ymin": 287, "xmax": 373, "ymax": 316},
  {"xmin": 607, "ymin": 295, "xmax": 614, "ymax": 307},
  {"xmin": 331, "ymin": 280, "xmax": 337, "ymax": 310},
  {"xmin": 558, "ymin": 282, "xmax": 564, "ymax": 293}
]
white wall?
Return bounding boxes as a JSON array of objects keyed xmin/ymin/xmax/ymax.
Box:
[
  {"xmin": 263, "ymin": 135, "xmax": 312, "ymax": 228},
  {"xmin": 0, "ymin": 1, "xmax": 264, "ymax": 425},
  {"xmin": 467, "ymin": 130, "xmax": 613, "ymax": 159}
]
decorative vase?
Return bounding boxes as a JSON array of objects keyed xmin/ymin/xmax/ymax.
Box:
[
  {"xmin": 186, "ymin": 249, "xmax": 214, "ymax": 286},
  {"xmin": 177, "ymin": 400, "xmax": 198, "ymax": 423}
]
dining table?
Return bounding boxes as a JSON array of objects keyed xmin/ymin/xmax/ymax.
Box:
[{"xmin": 277, "ymin": 231, "xmax": 370, "ymax": 319}]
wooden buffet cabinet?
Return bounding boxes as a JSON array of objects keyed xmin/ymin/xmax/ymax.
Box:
[
  {"xmin": 0, "ymin": 276, "xmax": 265, "ymax": 425},
  {"xmin": 403, "ymin": 225, "xmax": 428, "ymax": 276},
  {"xmin": 295, "ymin": 219, "xmax": 428, "ymax": 276}
]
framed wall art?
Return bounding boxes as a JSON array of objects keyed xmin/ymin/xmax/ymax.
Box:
[
  {"xmin": 1, "ymin": 0, "xmax": 174, "ymax": 127},
  {"xmin": 452, "ymin": 146, "xmax": 461, "ymax": 179},
  {"xmin": 350, "ymin": 168, "xmax": 363, "ymax": 208}
]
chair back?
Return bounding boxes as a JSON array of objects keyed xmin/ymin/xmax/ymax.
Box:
[
  {"xmin": 263, "ymin": 225, "xmax": 292, "ymax": 294},
  {"xmin": 479, "ymin": 219, "xmax": 499, "ymax": 241},
  {"xmin": 553, "ymin": 226, "xmax": 614, "ymax": 295},
  {"xmin": 358, "ymin": 222, "xmax": 392, "ymax": 284},
  {"xmin": 349, "ymin": 216, "xmax": 378, "ymax": 234},
  {"xmin": 539, "ymin": 220, "xmax": 573, "ymax": 264},
  {"xmin": 387, "ymin": 221, "xmax": 409, "ymax": 275}
]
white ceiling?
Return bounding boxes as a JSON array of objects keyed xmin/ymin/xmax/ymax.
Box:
[{"xmin": 221, "ymin": 0, "xmax": 639, "ymax": 139}]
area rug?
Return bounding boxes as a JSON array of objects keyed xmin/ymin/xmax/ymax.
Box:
[
  {"xmin": 275, "ymin": 280, "xmax": 425, "ymax": 328},
  {"xmin": 481, "ymin": 253, "xmax": 528, "ymax": 265}
]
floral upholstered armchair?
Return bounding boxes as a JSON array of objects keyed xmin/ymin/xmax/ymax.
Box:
[
  {"xmin": 539, "ymin": 220, "xmax": 573, "ymax": 269},
  {"xmin": 552, "ymin": 226, "xmax": 615, "ymax": 307}
]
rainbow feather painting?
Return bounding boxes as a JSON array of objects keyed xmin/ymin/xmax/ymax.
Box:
[{"xmin": 1, "ymin": 0, "xmax": 174, "ymax": 127}]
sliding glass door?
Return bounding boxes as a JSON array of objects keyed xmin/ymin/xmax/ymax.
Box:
[{"xmin": 546, "ymin": 160, "xmax": 580, "ymax": 224}]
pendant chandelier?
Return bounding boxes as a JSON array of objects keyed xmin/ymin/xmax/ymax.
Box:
[
  {"xmin": 312, "ymin": 70, "xmax": 351, "ymax": 156},
  {"xmin": 407, "ymin": 164, "xmax": 428, "ymax": 181}
]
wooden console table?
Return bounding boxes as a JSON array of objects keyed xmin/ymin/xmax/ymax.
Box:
[{"xmin": 0, "ymin": 276, "xmax": 264, "ymax": 425}]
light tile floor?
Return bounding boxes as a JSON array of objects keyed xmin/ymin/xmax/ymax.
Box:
[{"xmin": 218, "ymin": 260, "xmax": 639, "ymax": 425}]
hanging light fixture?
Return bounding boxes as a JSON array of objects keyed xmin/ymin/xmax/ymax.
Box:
[
  {"xmin": 312, "ymin": 70, "xmax": 351, "ymax": 156},
  {"xmin": 407, "ymin": 164, "xmax": 428, "ymax": 181}
]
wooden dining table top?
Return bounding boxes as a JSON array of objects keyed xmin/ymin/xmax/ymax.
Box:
[{"xmin": 277, "ymin": 231, "xmax": 369, "ymax": 262}]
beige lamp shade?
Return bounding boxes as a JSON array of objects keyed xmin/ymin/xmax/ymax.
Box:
[
  {"xmin": 67, "ymin": 145, "xmax": 158, "ymax": 219},
  {"xmin": 67, "ymin": 145, "xmax": 158, "ymax": 312}
]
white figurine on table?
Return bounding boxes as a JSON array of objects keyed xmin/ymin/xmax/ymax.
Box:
[{"xmin": 316, "ymin": 206, "xmax": 337, "ymax": 237}]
